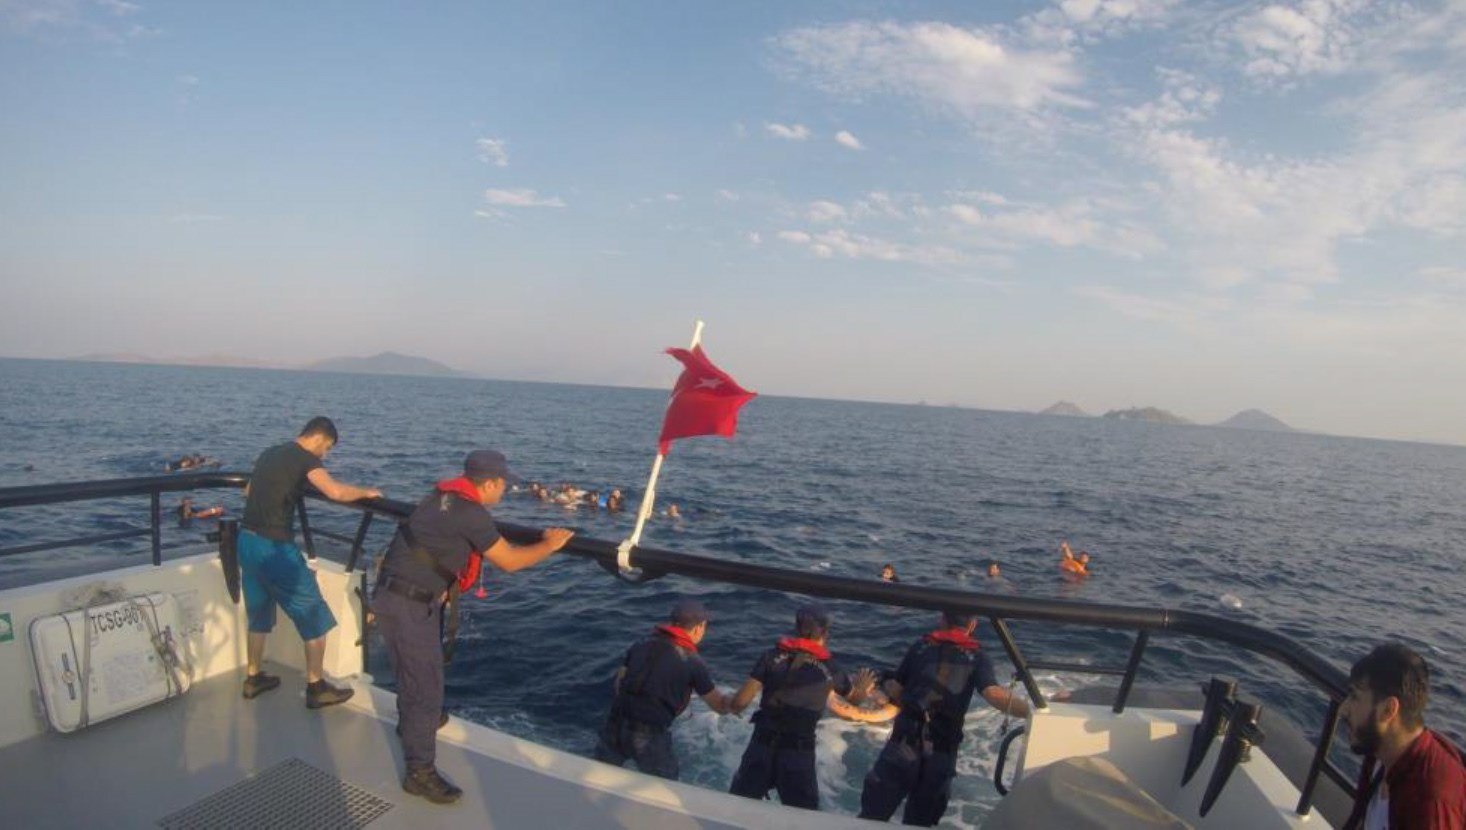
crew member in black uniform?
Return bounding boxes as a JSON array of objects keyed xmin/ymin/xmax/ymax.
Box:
[
  {"xmin": 858, "ymin": 610, "xmax": 1031, "ymax": 826},
  {"xmin": 594, "ymin": 599, "xmax": 739, "ymax": 779},
  {"xmin": 374, "ymin": 450, "xmax": 573, "ymax": 804},
  {"xmin": 728, "ymin": 604, "xmax": 894, "ymax": 810}
]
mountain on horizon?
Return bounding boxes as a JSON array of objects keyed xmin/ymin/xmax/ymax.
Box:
[
  {"xmin": 1215, "ymin": 409, "xmax": 1294, "ymax": 432},
  {"xmin": 1039, "ymin": 401, "xmax": 1089, "ymax": 417},
  {"xmin": 304, "ymin": 351, "xmax": 474, "ymax": 379},
  {"xmin": 1103, "ymin": 406, "xmax": 1191, "ymax": 425}
]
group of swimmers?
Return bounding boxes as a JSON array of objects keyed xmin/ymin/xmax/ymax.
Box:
[
  {"xmin": 165, "ymin": 454, "xmax": 219, "ymax": 472},
  {"xmin": 879, "ymin": 542, "xmax": 1093, "ymax": 585},
  {"xmin": 522, "ymin": 481, "xmax": 683, "ymax": 518}
]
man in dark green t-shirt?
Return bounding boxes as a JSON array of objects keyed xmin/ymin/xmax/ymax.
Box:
[{"xmin": 240, "ymin": 416, "xmax": 382, "ymax": 708}]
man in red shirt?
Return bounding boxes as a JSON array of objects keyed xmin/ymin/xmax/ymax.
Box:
[{"xmin": 1342, "ymin": 643, "xmax": 1466, "ymax": 829}]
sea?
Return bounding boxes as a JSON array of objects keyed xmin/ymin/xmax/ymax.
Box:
[{"xmin": 1, "ymin": 357, "xmax": 1463, "ymax": 828}]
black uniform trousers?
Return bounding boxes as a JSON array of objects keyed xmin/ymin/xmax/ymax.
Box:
[
  {"xmin": 859, "ymin": 713, "xmax": 960, "ymax": 826},
  {"xmin": 729, "ymin": 728, "xmax": 820, "ymax": 810},
  {"xmin": 374, "ymin": 589, "xmax": 444, "ymax": 772},
  {"xmin": 594, "ymin": 715, "xmax": 679, "ymax": 779}
]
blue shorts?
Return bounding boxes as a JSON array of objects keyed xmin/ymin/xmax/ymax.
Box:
[{"xmin": 238, "ymin": 529, "xmax": 337, "ymax": 641}]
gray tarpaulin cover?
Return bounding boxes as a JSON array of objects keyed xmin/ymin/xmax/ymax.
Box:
[{"xmin": 987, "ymin": 756, "xmax": 1193, "ymax": 830}]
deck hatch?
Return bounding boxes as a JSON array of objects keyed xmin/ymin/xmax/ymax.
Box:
[{"xmin": 156, "ymin": 757, "xmax": 393, "ymax": 829}]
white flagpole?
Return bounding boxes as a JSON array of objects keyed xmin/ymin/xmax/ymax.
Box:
[{"xmin": 618, "ymin": 320, "xmax": 704, "ymax": 574}]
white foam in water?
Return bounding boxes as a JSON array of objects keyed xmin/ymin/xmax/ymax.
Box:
[{"xmin": 1220, "ymin": 592, "xmax": 1244, "ymax": 610}]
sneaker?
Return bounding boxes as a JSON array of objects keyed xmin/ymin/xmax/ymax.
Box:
[
  {"xmin": 242, "ymin": 671, "xmax": 281, "ymax": 700},
  {"xmin": 305, "ymin": 679, "xmax": 355, "ymax": 709},
  {"xmin": 396, "ymin": 711, "xmax": 451, "ymax": 736},
  {"xmin": 402, "ymin": 766, "xmax": 463, "ymax": 804}
]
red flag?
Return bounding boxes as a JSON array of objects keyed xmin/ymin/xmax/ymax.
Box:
[{"xmin": 658, "ymin": 345, "xmax": 757, "ymax": 454}]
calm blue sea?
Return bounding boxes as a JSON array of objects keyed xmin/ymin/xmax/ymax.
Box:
[{"xmin": 2, "ymin": 357, "xmax": 1464, "ymax": 827}]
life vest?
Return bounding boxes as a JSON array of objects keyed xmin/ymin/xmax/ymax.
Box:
[
  {"xmin": 1061, "ymin": 557, "xmax": 1088, "ymax": 575},
  {"xmin": 435, "ymin": 477, "xmax": 486, "ymax": 593},
  {"xmin": 901, "ymin": 629, "xmax": 980, "ymax": 744},
  {"xmin": 755, "ymin": 639, "xmax": 835, "ymax": 738},
  {"xmin": 611, "ymin": 627, "xmax": 700, "ymax": 728}
]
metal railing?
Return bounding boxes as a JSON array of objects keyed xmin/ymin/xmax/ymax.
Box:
[{"xmin": 0, "ymin": 472, "xmax": 1361, "ymax": 819}]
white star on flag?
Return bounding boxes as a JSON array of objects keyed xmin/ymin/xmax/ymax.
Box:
[{"xmin": 695, "ymin": 377, "xmax": 723, "ymax": 390}]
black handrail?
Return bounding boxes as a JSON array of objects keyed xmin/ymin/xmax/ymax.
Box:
[{"xmin": 0, "ymin": 472, "xmax": 1359, "ymax": 817}]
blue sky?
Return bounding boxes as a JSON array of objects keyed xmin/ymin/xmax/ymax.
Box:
[{"xmin": 2, "ymin": 1, "xmax": 1465, "ymax": 444}]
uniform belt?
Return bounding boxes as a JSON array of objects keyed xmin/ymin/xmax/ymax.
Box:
[
  {"xmin": 752, "ymin": 726, "xmax": 815, "ymax": 750},
  {"xmin": 377, "ymin": 574, "xmax": 439, "ymax": 605}
]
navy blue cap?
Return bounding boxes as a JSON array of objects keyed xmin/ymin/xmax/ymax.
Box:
[
  {"xmin": 795, "ymin": 603, "xmax": 830, "ymax": 635},
  {"xmin": 670, "ymin": 599, "xmax": 710, "ymax": 627},
  {"xmin": 464, "ymin": 450, "xmax": 519, "ymax": 484}
]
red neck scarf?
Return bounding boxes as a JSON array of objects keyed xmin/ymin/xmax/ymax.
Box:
[
  {"xmin": 655, "ymin": 624, "xmax": 699, "ymax": 653},
  {"xmin": 778, "ymin": 637, "xmax": 831, "ymax": 661},
  {"xmin": 925, "ymin": 628, "xmax": 980, "ymax": 651},
  {"xmin": 437, "ymin": 477, "xmax": 483, "ymax": 504}
]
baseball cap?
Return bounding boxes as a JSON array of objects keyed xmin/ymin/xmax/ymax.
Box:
[
  {"xmin": 464, "ymin": 450, "xmax": 520, "ymax": 484},
  {"xmin": 670, "ymin": 599, "xmax": 710, "ymax": 627}
]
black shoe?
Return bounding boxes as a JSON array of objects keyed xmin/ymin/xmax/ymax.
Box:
[
  {"xmin": 402, "ymin": 767, "xmax": 462, "ymax": 804},
  {"xmin": 397, "ymin": 711, "xmax": 451, "ymax": 735},
  {"xmin": 305, "ymin": 679, "xmax": 355, "ymax": 709},
  {"xmin": 242, "ymin": 671, "xmax": 281, "ymax": 699}
]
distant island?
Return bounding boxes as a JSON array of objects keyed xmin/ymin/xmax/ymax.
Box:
[
  {"xmin": 1103, "ymin": 407, "xmax": 1192, "ymax": 425},
  {"xmin": 306, "ymin": 352, "xmax": 473, "ymax": 378},
  {"xmin": 1215, "ymin": 409, "xmax": 1294, "ymax": 432},
  {"xmin": 71, "ymin": 350, "xmax": 475, "ymax": 379},
  {"xmin": 1039, "ymin": 401, "xmax": 1089, "ymax": 417}
]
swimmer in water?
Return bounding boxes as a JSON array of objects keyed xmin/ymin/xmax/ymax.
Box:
[
  {"xmin": 1059, "ymin": 541, "xmax": 1090, "ymax": 577},
  {"xmin": 606, "ymin": 489, "xmax": 625, "ymax": 512},
  {"xmin": 880, "ymin": 564, "xmax": 899, "ymax": 583},
  {"xmin": 986, "ymin": 561, "xmax": 1002, "ymax": 579},
  {"xmin": 176, "ymin": 497, "xmax": 225, "ymax": 526},
  {"xmin": 665, "ymin": 503, "xmax": 681, "ymax": 519}
]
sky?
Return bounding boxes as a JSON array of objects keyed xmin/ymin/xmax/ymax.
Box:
[{"xmin": 2, "ymin": 1, "xmax": 1465, "ymax": 445}]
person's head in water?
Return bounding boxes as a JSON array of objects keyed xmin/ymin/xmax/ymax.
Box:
[
  {"xmin": 1343, "ymin": 643, "xmax": 1429, "ymax": 758},
  {"xmin": 670, "ymin": 599, "xmax": 710, "ymax": 644},
  {"xmin": 1078, "ymin": 552, "xmax": 1090, "ymax": 566},
  {"xmin": 987, "ymin": 561, "xmax": 1001, "ymax": 578},
  {"xmin": 667, "ymin": 503, "xmax": 681, "ymax": 518},
  {"xmin": 880, "ymin": 564, "xmax": 897, "ymax": 582},
  {"xmin": 296, "ymin": 416, "xmax": 339, "ymax": 459},
  {"xmin": 795, "ymin": 604, "xmax": 831, "ymax": 643},
  {"xmin": 463, "ymin": 450, "xmax": 518, "ymax": 506}
]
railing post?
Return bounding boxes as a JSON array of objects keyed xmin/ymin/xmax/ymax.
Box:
[
  {"xmin": 345, "ymin": 511, "xmax": 374, "ymax": 573},
  {"xmin": 297, "ymin": 497, "xmax": 316, "ymax": 559},
  {"xmin": 1296, "ymin": 698, "xmax": 1343, "ymax": 815},
  {"xmin": 989, "ymin": 617, "xmax": 1047, "ymax": 711},
  {"xmin": 150, "ymin": 491, "xmax": 162, "ymax": 566},
  {"xmin": 1113, "ymin": 630, "xmax": 1151, "ymax": 713},
  {"xmin": 218, "ymin": 518, "xmax": 241, "ymax": 604}
]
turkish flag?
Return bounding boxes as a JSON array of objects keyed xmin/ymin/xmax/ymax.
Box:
[{"xmin": 658, "ymin": 345, "xmax": 757, "ymax": 454}]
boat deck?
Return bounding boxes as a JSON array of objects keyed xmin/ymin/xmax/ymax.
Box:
[{"xmin": 0, "ymin": 666, "xmax": 864, "ymax": 829}]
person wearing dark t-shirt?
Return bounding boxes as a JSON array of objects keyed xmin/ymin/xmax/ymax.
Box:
[
  {"xmin": 859, "ymin": 611, "xmax": 1030, "ymax": 826},
  {"xmin": 239, "ymin": 417, "xmax": 381, "ymax": 708},
  {"xmin": 374, "ymin": 449, "xmax": 573, "ymax": 804},
  {"xmin": 1342, "ymin": 643, "xmax": 1466, "ymax": 830},
  {"xmin": 594, "ymin": 599, "xmax": 739, "ymax": 779},
  {"xmin": 728, "ymin": 604, "xmax": 895, "ymax": 810}
]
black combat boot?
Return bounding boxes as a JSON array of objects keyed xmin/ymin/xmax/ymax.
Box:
[{"xmin": 402, "ymin": 766, "xmax": 463, "ymax": 804}]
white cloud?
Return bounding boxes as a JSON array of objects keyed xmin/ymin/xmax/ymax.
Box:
[
  {"xmin": 2, "ymin": 0, "xmax": 156, "ymax": 39},
  {"xmin": 765, "ymin": 122, "xmax": 811, "ymax": 140},
  {"xmin": 1232, "ymin": 0, "xmax": 1363, "ymax": 80},
  {"xmin": 746, "ymin": 231, "xmax": 763, "ymax": 246},
  {"xmin": 1076, "ymin": 285, "xmax": 1228, "ymax": 323},
  {"xmin": 1021, "ymin": 0, "xmax": 1178, "ymax": 45},
  {"xmin": 663, "ymin": 193, "xmax": 682, "ymax": 202},
  {"xmin": 807, "ymin": 200, "xmax": 849, "ymax": 223},
  {"xmin": 483, "ymin": 188, "xmax": 565, "ymax": 208},
  {"xmin": 834, "ymin": 130, "xmax": 864, "ymax": 150},
  {"xmin": 475, "ymin": 138, "xmax": 509, "ymax": 167},
  {"xmin": 947, "ymin": 197, "xmax": 1164, "ymax": 257},
  {"xmin": 772, "ymin": 20, "xmax": 1088, "ymax": 119},
  {"xmin": 717, "ymin": 189, "xmax": 740, "ymax": 201},
  {"xmin": 777, "ymin": 227, "xmax": 965, "ymax": 266},
  {"xmin": 1420, "ymin": 265, "xmax": 1466, "ymax": 285}
]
